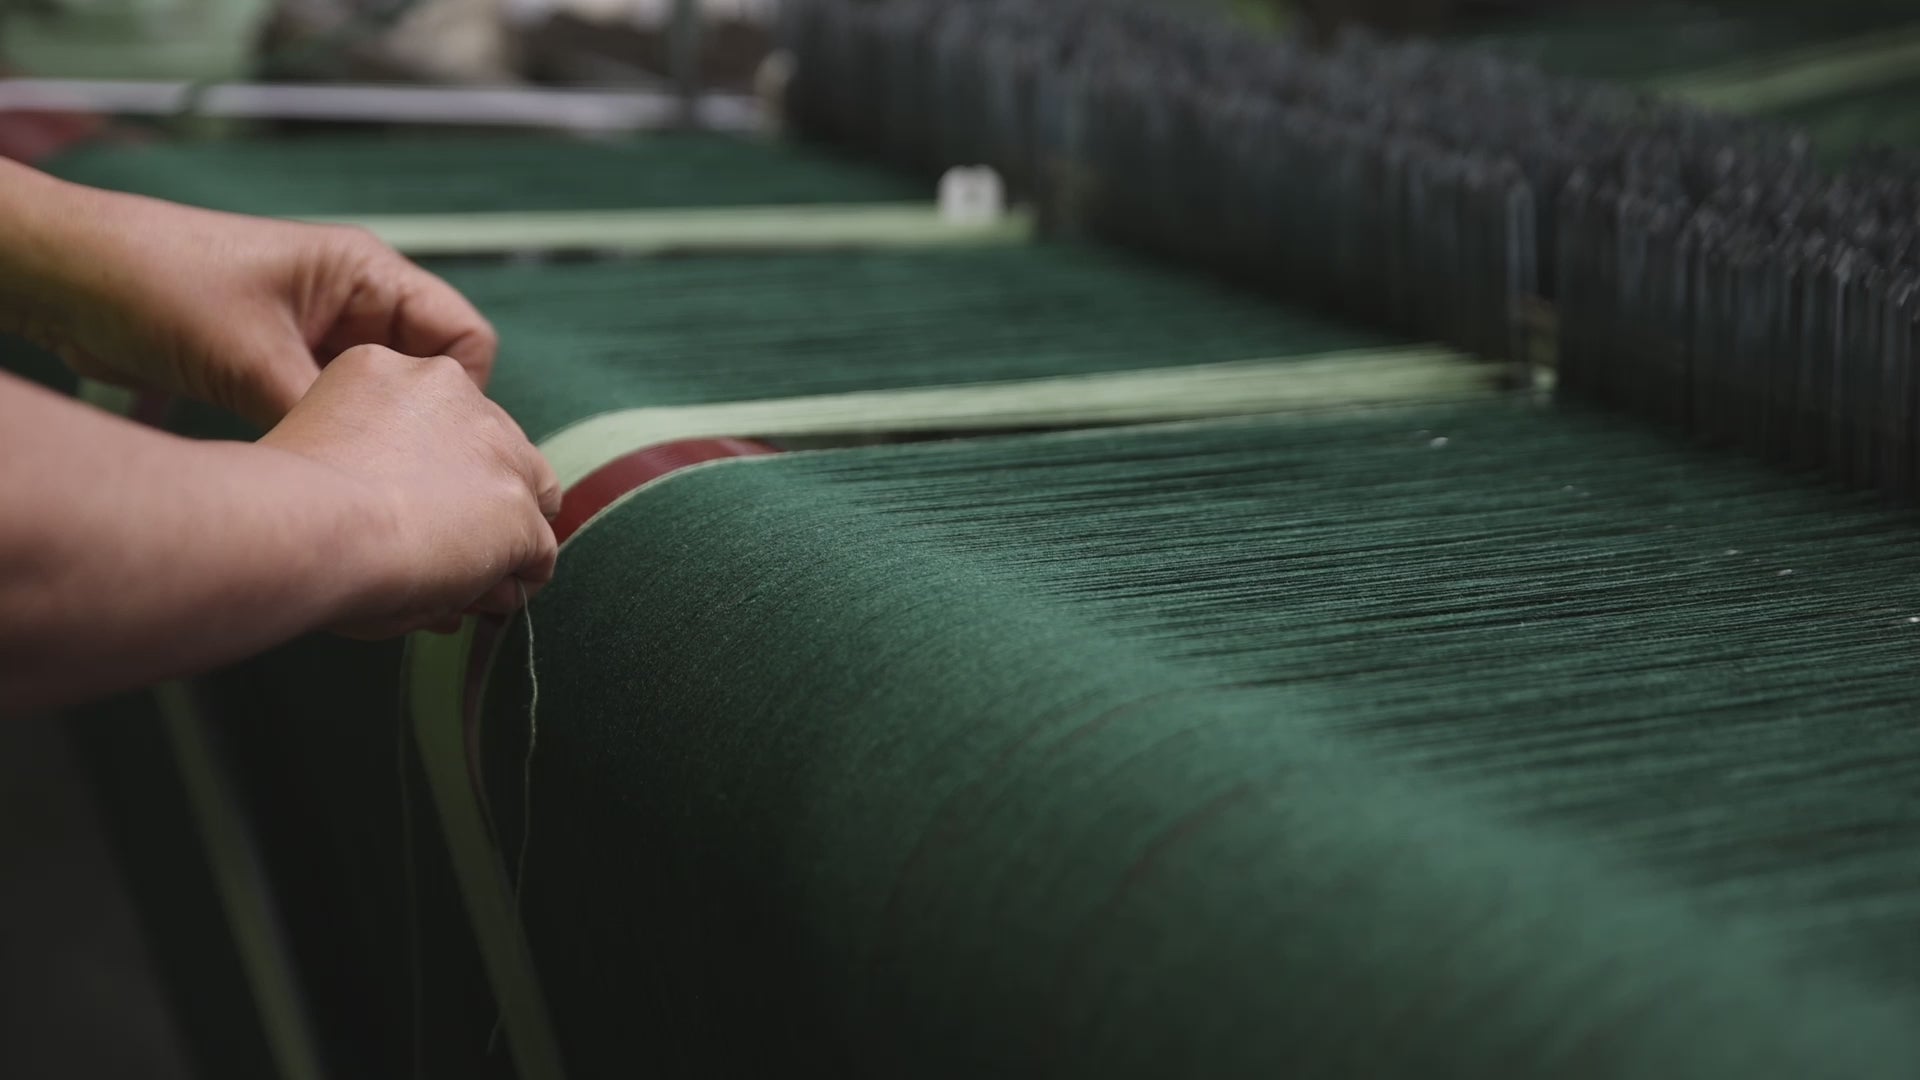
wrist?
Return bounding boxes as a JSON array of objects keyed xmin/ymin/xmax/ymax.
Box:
[
  {"xmin": 0, "ymin": 377, "xmax": 421, "ymax": 707},
  {"xmin": 205, "ymin": 438, "xmax": 415, "ymax": 631},
  {"xmin": 0, "ymin": 160, "xmax": 125, "ymax": 343},
  {"xmin": 0, "ymin": 160, "xmax": 82, "ymax": 298}
]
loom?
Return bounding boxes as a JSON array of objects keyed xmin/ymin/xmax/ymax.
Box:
[{"xmin": 8, "ymin": 1, "xmax": 1920, "ymax": 1076}]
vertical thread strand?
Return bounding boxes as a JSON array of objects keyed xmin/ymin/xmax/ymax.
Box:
[
  {"xmin": 396, "ymin": 639, "xmax": 425, "ymax": 1080},
  {"xmin": 487, "ymin": 583, "xmax": 542, "ymax": 1059}
]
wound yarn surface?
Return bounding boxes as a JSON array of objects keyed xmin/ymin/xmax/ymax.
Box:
[{"xmin": 478, "ymin": 404, "xmax": 1920, "ymax": 1078}]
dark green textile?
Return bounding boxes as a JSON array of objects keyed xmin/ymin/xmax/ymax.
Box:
[
  {"xmin": 9, "ymin": 124, "xmax": 1404, "ymax": 1076},
  {"xmin": 67, "ymin": 693, "xmax": 283, "ymax": 1080},
  {"xmin": 21, "ymin": 114, "xmax": 1920, "ymax": 1080},
  {"xmin": 447, "ymin": 245, "xmax": 1402, "ymax": 438},
  {"xmin": 7, "ymin": 130, "xmax": 932, "ymax": 1080},
  {"xmin": 480, "ymin": 404, "xmax": 1920, "ymax": 1077},
  {"xmin": 209, "ymin": 638, "xmax": 509, "ymax": 1080},
  {"xmin": 44, "ymin": 131, "xmax": 923, "ymax": 218},
  {"xmin": 40, "ymin": 223, "xmax": 1403, "ymax": 1079}
]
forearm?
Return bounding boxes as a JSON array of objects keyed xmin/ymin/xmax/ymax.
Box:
[
  {"xmin": 0, "ymin": 373, "xmax": 399, "ymax": 715},
  {"xmin": 0, "ymin": 157, "xmax": 97, "ymax": 344}
]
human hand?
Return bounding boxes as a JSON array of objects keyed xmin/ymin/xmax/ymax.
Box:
[
  {"xmin": 7, "ymin": 168, "xmax": 495, "ymax": 428},
  {"xmin": 259, "ymin": 345, "xmax": 560, "ymax": 637}
]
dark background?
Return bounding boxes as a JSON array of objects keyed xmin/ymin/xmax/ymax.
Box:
[{"xmin": 0, "ymin": 717, "xmax": 194, "ymax": 1079}]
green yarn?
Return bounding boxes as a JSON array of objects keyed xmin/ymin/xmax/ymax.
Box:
[
  {"xmin": 43, "ymin": 131, "xmax": 923, "ymax": 218},
  {"xmin": 474, "ymin": 404, "xmax": 1920, "ymax": 1077},
  {"xmin": 150, "ymin": 245, "xmax": 1404, "ymax": 443},
  {"xmin": 17, "ymin": 118, "xmax": 1920, "ymax": 1080}
]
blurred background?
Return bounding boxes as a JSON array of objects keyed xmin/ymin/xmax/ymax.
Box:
[{"xmin": 0, "ymin": 0, "xmax": 1600, "ymax": 92}]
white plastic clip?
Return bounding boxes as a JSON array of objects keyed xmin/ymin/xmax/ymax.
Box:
[
  {"xmin": 754, "ymin": 50, "xmax": 796, "ymax": 137},
  {"xmin": 939, "ymin": 165, "xmax": 1007, "ymax": 227}
]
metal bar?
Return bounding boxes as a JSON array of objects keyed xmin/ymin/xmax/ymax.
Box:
[
  {"xmin": 538, "ymin": 346, "xmax": 1499, "ymax": 490},
  {"xmin": 297, "ymin": 204, "xmax": 1035, "ymax": 257},
  {"xmin": 0, "ymin": 79, "xmax": 761, "ymax": 132}
]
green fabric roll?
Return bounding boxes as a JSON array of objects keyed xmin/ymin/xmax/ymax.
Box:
[
  {"xmin": 42, "ymin": 131, "xmax": 923, "ymax": 218},
  {"xmin": 476, "ymin": 404, "xmax": 1920, "ymax": 1077}
]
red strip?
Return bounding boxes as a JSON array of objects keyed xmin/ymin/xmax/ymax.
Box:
[
  {"xmin": 551, "ymin": 436, "xmax": 776, "ymax": 544},
  {"xmin": 462, "ymin": 436, "xmax": 778, "ymax": 808}
]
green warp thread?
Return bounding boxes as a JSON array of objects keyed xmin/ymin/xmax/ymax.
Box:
[
  {"xmin": 43, "ymin": 131, "xmax": 923, "ymax": 218},
  {"xmin": 479, "ymin": 404, "xmax": 1920, "ymax": 1078},
  {"xmin": 450, "ymin": 246, "xmax": 1403, "ymax": 439}
]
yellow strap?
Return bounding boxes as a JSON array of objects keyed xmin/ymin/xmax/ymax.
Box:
[
  {"xmin": 539, "ymin": 345, "xmax": 1500, "ymax": 488},
  {"xmin": 297, "ymin": 203, "xmax": 1033, "ymax": 257}
]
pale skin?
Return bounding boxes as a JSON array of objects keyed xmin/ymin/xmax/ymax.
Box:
[{"xmin": 0, "ymin": 157, "xmax": 561, "ymax": 715}]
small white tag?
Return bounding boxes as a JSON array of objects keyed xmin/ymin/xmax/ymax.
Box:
[
  {"xmin": 939, "ymin": 166, "xmax": 1006, "ymax": 227},
  {"xmin": 755, "ymin": 50, "xmax": 796, "ymax": 135}
]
